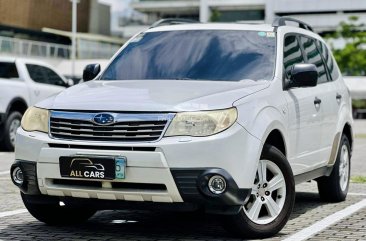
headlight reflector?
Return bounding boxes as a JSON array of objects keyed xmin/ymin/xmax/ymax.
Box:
[
  {"xmin": 21, "ymin": 107, "xmax": 49, "ymax": 133},
  {"xmin": 165, "ymin": 108, "xmax": 237, "ymax": 137}
]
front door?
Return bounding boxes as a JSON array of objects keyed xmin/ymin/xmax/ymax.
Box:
[
  {"xmin": 283, "ymin": 34, "xmax": 324, "ymax": 175},
  {"xmin": 25, "ymin": 64, "xmax": 66, "ymax": 105}
]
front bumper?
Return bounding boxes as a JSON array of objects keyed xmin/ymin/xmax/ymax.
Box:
[{"xmin": 14, "ymin": 123, "xmax": 261, "ymax": 214}]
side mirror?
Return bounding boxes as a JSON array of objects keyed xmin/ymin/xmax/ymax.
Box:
[
  {"xmin": 67, "ymin": 79, "xmax": 74, "ymax": 87},
  {"xmin": 287, "ymin": 64, "xmax": 318, "ymax": 89},
  {"xmin": 83, "ymin": 64, "xmax": 101, "ymax": 82}
]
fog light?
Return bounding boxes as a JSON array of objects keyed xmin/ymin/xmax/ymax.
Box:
[
  {"xmin": 12, "ymin": 167, "xmax": 24, "ymax": 186},
  {"xmin": 208, "ymin": 175, "xmax": 226, "ymax": 194}
]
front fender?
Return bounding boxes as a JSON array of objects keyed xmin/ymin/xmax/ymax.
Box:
[
  {"xmin": 235, "ymin": 100, "xmax": 288, "ymax": 150},
  {"xmin": 235, "ymin": 100, "xmax": 289, "ymax": 185}
]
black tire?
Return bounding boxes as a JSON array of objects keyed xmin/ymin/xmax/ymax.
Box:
[
  {"xmin": 1, "ymin": 111, "xmax": 22, "ymax": 151},
  {"xmin": 317, "ymin": 134, "xmax": 351, "ymax": 202},
  {"xmin": 21, "ymin": 193, "xmax": 96, "ymax": 225},
  {"xmin": 222, "ymin": 145, "xmax": 295, "ymax": 239}
]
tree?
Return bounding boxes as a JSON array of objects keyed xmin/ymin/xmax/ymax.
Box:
[
  {"xmin": 210, "ymin": 9, "xmax": 221, "ymax": 22},
  {"xmin": 327, "ymin": 16, "xmax": 366, "ymax": 76}
]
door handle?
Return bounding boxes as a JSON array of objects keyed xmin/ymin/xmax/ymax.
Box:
[
  {"xmin": 314, "ymin": 97, "xmax": 322, "ymax": 105},
  {"xmin": 336, "ymin": 93, "xmax": 342, "ymax": 101},
  {"xmin": 34, "ymin": 90, "xmax": 40, "ymax": 96}
]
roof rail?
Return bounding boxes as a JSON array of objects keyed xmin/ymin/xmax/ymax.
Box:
[
  {"xmin": 272, "ymin": 17, "xmax": 313, "ymax": 32},
  {"xmin": 150, "ymin": 18, "xmax": 199, "ymax": 28}
]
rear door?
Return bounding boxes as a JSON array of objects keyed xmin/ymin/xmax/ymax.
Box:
[
  {"xmin": 316, "ymin": 40, "xmax": 344, "ymax": 163},
  {"xmin": 283, "ymin": 34, "xmax": 324, "ymax": 174}
]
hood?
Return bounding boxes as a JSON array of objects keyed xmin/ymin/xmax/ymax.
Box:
[{"xmin": 36, "ymin": 80, "xmax": 270, "ymax": 112}]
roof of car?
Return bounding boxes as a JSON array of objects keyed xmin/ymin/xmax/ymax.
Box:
[
  {"xmin": 0, "ymin": 56, "xmax": 16, "ymax": 62},
  {"xmin": 0, "ymin": 56, "xmax": 52, "ymax": 65},
  {"xmin": 0, "ymin": 56, "xmax": 49, "ymax": 63},
  {"xmin": 146, "ymin": 23, "xmax": 275, "ymax": 33}
]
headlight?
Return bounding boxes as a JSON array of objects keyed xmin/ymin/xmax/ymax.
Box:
[
  {"xmin": 165, "ymin": 108, "xmax": 237, "ymax": 137},
  {"xmin": 21, "ymin": 107, "xmax": 49, "ymax": 133}
]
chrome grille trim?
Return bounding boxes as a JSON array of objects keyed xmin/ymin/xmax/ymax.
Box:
[{"xmin": 49, "ymin": 111, "xmax": 175, "ymax": 142}]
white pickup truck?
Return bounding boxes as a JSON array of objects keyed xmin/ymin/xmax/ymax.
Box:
[{"xmin": 0, "ymin": 57, "xmax": 70, "ymax": 151}]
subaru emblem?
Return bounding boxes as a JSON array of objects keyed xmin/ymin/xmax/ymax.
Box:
[{"xmin": 93, "ymin": 113, "xmax": 114, "ymax": 125}]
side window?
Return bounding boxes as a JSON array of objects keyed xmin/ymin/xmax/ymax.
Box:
[
  {"xmin": 26, "ymin": 64, "xmax": 47, "ymax": 83},
  {"xmin": 42, "ymin": 67, "xmax": 66, "ymax": 87},
  {"xmin": 0, "ymin": 62, "xmax": 19, "ymax": 79},
  {"xmin": 300, "ymin": 37, "xmax": 329, "ymax": 84},
  {"xmin": 283, "ymin": 35, "xmax": 305, "ymax": 79},
  {"xmin": 27, "ymin": 64, "xmax": 66, "ymax": 87},
  {"xmin": 317, "ymin": 40, "xmax": 340, "ymax": 80}
]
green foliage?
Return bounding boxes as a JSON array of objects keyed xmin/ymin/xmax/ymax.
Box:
[
  {"xmin": 326, "ymin": 16, "xmax": 366, "ymax": 76},
  {"xmin": 210, "ymin": 9, "xmax": 221, "ymax": 22},
  {"xmin": 351, "ymin": 175, "xmax": 366, "ymax": 183},
  {"xmin": 352, "ymin": 99, "xmax": 366, "ymax": 109}
]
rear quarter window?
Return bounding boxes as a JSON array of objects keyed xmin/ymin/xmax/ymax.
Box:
[
  {"xmin": 316, "ymin": 40, "xmax": 340, "ymax": 80},
  {"xmin": 0, "ymin": 62, "xmax": 19, "ymax": 79}
]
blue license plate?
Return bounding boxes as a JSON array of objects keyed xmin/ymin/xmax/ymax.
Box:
[{"xmin": 115, "ymin": 157, "xmax": 126, "ymax": 179}]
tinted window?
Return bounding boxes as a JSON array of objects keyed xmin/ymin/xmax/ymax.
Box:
[
  {"xmin": 0, "ymin": 62, "xmax": 19, "ymax": 79},
  {"xmin": 317, "ymin": 40, "xmax": 339, "ymax": 80},
  {"xmin": 101, "ymin": 30, "xmax": 276, "ymax": 82},
  {"xmin": 27, "ymin": 64, "xmax": 66, "ymax": 86},
  {"xmin": 283, "ymin": 35, "xmax": 304, "ymax": 78},
  {"xmin": 42, "ymin": 67, "xmax": 66, "ymax": 86},
  {"xmin": 27, "ymin": 64, "xmax": 45, "ymax": 83},
  {"xmin": 301, "ymin": 37, "xmax": 328, "ymax": 84}
]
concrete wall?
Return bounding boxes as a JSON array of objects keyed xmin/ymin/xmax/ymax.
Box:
[{"xmin": 89, "ymin": 0, "xmax": 111, "ymax": 36}]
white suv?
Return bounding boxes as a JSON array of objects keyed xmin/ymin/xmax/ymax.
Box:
[
  {"xmin": 11, "ymin": 18, "xmax": 353, "ymax": 238},
  {"xmin": 0, "ymin": 57, "xmax": 70, "ymax": 151}
]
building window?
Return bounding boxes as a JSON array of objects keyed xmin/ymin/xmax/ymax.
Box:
[{"xmin": 212, "ymin": 9, "xmax": 265, "ymax": 22}]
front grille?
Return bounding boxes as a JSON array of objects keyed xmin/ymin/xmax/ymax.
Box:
[{"xmin": 49, "ymin": 111, "xmax": 173, "ymax": 142}]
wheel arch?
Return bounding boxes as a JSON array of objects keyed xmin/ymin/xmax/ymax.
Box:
[
  {"xmin": 6, "ymin": 97, "xmax": 28, "ymax": 116},
  {"xmin": 342, "ymin": 122, "xmax": 353, "ymax": 152},
  {"xmin": 263, "ymin": 129, "xmax": 287, "ymax": 157}
]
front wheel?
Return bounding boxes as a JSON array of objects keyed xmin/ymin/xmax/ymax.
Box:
[
  {"xmin": 1, "ymin": 111, "xmax": 22, "ymax": 151},
  {"xmin": 222, "ymin": 145, "xmax": 295, "ymax": 239},
  {"xmin": 21, "ymin": 193, "xmax": 96, "ymax": 225}
]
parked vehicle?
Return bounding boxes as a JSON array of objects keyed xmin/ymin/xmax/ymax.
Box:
[
  {"xmin": 343, "ymin": 76, "xmax": 366, "ymax": 119},
  {"xmin": 0, "ymin": 57, "xmax": 71, "ymax": 151},
  {"xmin": 11, "ymin": 18, "xmax": 353, "ymax": 238}
]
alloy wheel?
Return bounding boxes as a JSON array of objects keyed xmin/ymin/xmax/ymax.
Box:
[
  {"xmin": 339, "ymin": 144, "xmax": 350, "ymax": 192},
  {"xmin": 9, "ymin": 119, "xmax": 20, "ymax": 147},
  {"xmin": 243, "ymin": 159, "xmax": 287, "ymax": 225}
]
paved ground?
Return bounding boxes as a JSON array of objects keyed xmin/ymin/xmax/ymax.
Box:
[
  {"xmin": 0, "ymin": 176, "xmax": 365, "ymax": 241},
  {"xmin": 0, "ymin": 121, "xmax": 366, "ymax": 240}
]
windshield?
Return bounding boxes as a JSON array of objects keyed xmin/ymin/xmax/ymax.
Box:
[{"xmin": 101, "ymin": 30, "xmax": 276, "ymax": 82}]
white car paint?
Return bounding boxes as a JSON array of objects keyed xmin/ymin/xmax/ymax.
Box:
[
  {"xmin": 38, "ymin": 79, "xmax": 270, "ymax": 112},
  {"xmin": 15, "ymin": 23, "xmax": 353, "ymax": 204},
  {"xmin": 0, "ymin": 57, "xmax": 68, "ymax": 114}
]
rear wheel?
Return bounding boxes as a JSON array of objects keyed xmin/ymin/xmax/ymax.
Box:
[
  {"xmin": 1, "ymin": 111, "xmax": 22, "ymax": 151},
  {"xmin": 222, "ymin": 145, "xmax": 295, "ymax": 239},
  {"xmin": 21, "ymin": 193, "xmax": 96, "ymax": 225},
  {"xmin": 317, "ymin": 134, "xmax": 351, "ymax": 202}
]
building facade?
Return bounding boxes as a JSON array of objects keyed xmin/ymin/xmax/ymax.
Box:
[
  {"xmin": 0, "ymin": 0, "xmax": 120, "ymax": 61},
  {"xmin": 0, "ymin": 0, "xmax": 90, "ymax": 32},
  {"xmin": 130, "ymin": 0, "xmax": 366, "ymax": 34}
]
